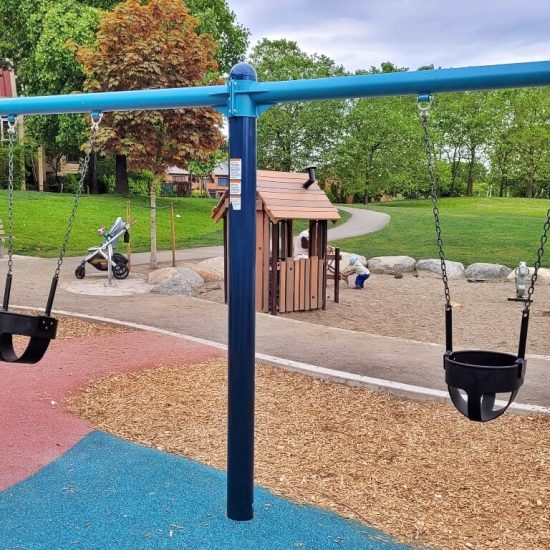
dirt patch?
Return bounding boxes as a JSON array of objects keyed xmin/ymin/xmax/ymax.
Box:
[
  {"xmin": 203, "ymin": 273, "xmax": 550, "ymax": 355},
  {"xmin": 67, "ymin": 358, "xmax": 550, "ymax": 550}
]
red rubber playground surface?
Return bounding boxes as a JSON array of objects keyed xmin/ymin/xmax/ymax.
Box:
[
  {"xmin": 0, "ymin": 330, "xmax": 223, "ymax": 491},
  {"xmin": 0, "ymin": 328, "xmax": 412, "ymax": 549}
]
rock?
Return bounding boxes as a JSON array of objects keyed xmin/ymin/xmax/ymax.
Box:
[
  {"xmin": 148, "ymin": 267, "xmax": 204, "ymax": 287},
  {"xmin": 465, "ymin": 263, "xmax": 512, "ymax": 280},
  {"xmin": 151, "ymin": 278, "xmax": 199, "ymax": 296},
  {"xmin": 507, "ymin": 267, "xmax": 550, "ymax": 284},
  {"xmin": 367, "ymin": 256, "xmax": 416, "ymax": 274},
  {"xmin": 148, "ymin": 267, "xmax": 204, "ymax": 296},
  {"xmin": 194, "ymin": 256, "xmax": 225, "ymax": 282},
  {"xmin": 416, "ymin": 259, "xmax": 465, "ymax": 278}
]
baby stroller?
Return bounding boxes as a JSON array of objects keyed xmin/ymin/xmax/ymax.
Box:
[{"xmin": 75, "ymin": 217, "xmax": 130, "ymax": 280}]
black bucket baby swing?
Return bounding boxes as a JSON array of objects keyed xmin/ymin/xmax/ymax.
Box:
[
  {"xmin": 418, "ymin": 95, "xmax": 550, "ymax": 422},
  {"xmin": 0, "ymin": 112, "xmax": 102, "ymax": 363}
]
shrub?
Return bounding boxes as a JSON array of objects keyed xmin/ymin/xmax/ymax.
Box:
[{"xmin": 0, "ymin": 144, "xmax": 25, "ymax": 189}]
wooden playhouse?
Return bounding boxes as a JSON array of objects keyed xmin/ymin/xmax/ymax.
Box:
[{"xmin": 212, "ymin": 170, "xmax": 340, "ymax": 315}]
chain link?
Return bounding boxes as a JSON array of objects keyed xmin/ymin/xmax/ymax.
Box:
[
  {"xmin": 53, "ymin": 116, "xmax": 100, "ymax": 278},
  {"xmin": 523, "ymin": 208, "xmax": 550, "ymax": 315},
  {"xmin": 6, "ymin": 119, "xmax": 16, "ymax": 277},
  {"xmin": 418, "ymin": 102, "xmax": 452, "ymax": 309}
]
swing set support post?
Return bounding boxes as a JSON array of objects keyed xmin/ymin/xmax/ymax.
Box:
[
  {"xmin": 226, "ymin": 63, "xmax": 257, "ymax": 521},
  {"xmin": 2, "ymin": 58, "xmax": 550, "ymax": 520}
]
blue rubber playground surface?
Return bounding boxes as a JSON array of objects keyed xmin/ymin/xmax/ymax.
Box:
[{"xmin": 0, "ymin": 432, "xmax": 414, "ymax": 549}]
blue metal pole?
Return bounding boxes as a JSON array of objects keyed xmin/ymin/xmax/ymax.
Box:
[
  {"xmin": 226, "ymin": 62, "xmax": 258, "ymax": 521},
  {"xmin": 2, "ymin": 60, "xmax": 550, "ymax": 118}
]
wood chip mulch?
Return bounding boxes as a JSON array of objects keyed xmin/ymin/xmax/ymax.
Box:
[
  {"xmin": 66, "ymin": 359, "xmax": 550, "ymax": 550},
  {"xmin": 54, "ymin": 316, "xmax": 136, "ymax": 340}
]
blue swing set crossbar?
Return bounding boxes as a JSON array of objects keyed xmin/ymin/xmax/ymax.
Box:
[
  {"xmin": 1, "ymin": 60, "xmax": 550, "ymax": 117},
  {"xmin": 2, "ymin": 59, "xmax": 550, "ymax": 524}
]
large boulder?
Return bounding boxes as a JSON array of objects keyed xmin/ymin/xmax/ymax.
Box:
[
  {"xmin": 367, "ymin": 256, "xmax": 416, "ymax": 274},
  {"xmin": 465, "ymin": 263, "xmax": 512, "ymax": 280},
  {"xmin": 148, "ymin": 267, "xmax": 204, "ymax": 296},
  {"xmin": 416, "ymin": 258, "xmax": 465, "ymax": 279},
  {"xmin": 194, "ymin": 256, "xmax": 225, "ymax": 282},
  {"xmin": 507, "ymin": 266, "xmax": 550, "ymax": 284}
]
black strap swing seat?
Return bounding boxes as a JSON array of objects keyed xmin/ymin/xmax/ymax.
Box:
[
  {"xmin": 0, "ymin": 112, "xmax": 101, "ymax": 364},
  {"xmin": 442, "ymin": 307, "xmax": 529, "ymax": 422},
  {"xmin": 0, "ymin": 311, "xmax": 58, "ymax": 363},
  {"xmin": 418, "ymin": 95, "xmax": 548, "ymax": 422}
]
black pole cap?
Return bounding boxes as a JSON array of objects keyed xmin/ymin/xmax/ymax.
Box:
[{"xmin": 303, "ymin": 166, "xmax": 317, "ymax": 189}]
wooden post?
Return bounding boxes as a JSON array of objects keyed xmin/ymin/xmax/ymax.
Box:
[
  {"xmin": 270, "ymin": 222, "xmax": 279, "ymax": 315},
  {"xmin": 170, "ymin": 202, "xmax": 176, "ymax": 267},
  {"xmin": 126, "ymin": 200, "xmax": 132, "ymax": 268},
  {"xmin": 334, "ymin": 247, "xmax": 341, "ymax": 303}
]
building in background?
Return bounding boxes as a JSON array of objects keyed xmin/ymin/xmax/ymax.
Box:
[{"xmin": 166, "ymin": 161, "xmax": 229, "ymax": 198}]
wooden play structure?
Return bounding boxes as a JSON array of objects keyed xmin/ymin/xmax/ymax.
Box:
[{"xmin": 212, "ymin": 170, "xmax": 340, "ymax": 315}]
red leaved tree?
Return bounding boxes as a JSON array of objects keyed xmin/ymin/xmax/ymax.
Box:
[{"xmin": 79, "ymin": 0, "xmax": 224, "ymax": 268}]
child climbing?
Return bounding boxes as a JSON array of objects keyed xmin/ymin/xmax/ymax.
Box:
[{"xmin": 344, "ymin": 254, "xmax": 370, "ymax": 289}]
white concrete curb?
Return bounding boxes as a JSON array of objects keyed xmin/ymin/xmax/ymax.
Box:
[{"xmin": 14, "ymin": 305, "xmax": 550, "ymax": 416}]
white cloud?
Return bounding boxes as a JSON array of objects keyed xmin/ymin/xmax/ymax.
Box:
[{"xmin": 228, "ymin": 0, "xmax": 550, "ymax": 71}]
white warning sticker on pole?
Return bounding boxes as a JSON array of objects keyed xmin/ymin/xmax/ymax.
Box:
[
  {"xmin": 229, "ymin": 158, "xmax": 242, "ymax": 180},
  {"xmin": 230, "ymin": 182, "xmax": 241, "ymax": 195},
  {"xmin": 230, "ymin": 196, "xmax": 242, "ymax": 210}
]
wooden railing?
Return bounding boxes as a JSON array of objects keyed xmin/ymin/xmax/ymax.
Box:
[{"xmin": 277, "ymin": 256, "xmax": 325, "ymax": 312}]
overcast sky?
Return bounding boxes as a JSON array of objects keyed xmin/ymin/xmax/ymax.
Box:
[{"xmin": 228, "ymin": 0, "xmax": 550, "ymax": 72}]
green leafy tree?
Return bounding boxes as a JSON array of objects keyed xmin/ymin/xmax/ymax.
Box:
[
  {"xmin": 79, "ymin": 0, "xmax": 224, "ymax": 268},
  {"xmin": 507, "ymin": 88, "xmax": 550, "ymax": 198},
  {"xmin": 330, "ymin": 64, "xmax": 423, "ymax": 203},
  {"xmin": 250, "ymin": 39, "xmax": 347, "ymax": 172}
]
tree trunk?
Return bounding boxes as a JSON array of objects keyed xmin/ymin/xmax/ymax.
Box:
[
  {"xmin": 527, "ymin": 171, "xmax": 534, "ymax": 198},
  {"xmin": 466, "ymin": 148, "xmax": 476, "ymax": 196},
  {"xmin": 115, "ymin": 155, "xmax": 129, "ymax": 194},
  {"xmin": 499, "ymin": 176, "xmax": 506, "ymax": 198},
  {"xmin": 87, "ymin": 152, "xmax": 99, "ymax": 194},
  {"xmin": 149, "ymin": 176, "xmax": 160, "ymax": 269}
]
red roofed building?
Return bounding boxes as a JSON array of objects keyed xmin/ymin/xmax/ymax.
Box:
[{"xmin": 0, "ymin": 67, "xmax": 16, "ymax": 98}]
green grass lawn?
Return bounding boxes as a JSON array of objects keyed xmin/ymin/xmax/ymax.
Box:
[
  {"xmin": 0, "ymin": 191, "xmax": 350, "ymax": 258},
  {"xmin": 0, "ymin": 191, "xmax": 221, "ymax": 257},
  {"xmin": 333, "ymin": 197, "xmax": 550, "ymax": 268}
]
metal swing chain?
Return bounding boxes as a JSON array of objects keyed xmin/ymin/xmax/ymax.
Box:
[
  {"xmin": 6, "ymin": 118, "xmax": 16, "ymax": 279},
  {"xmin": 523, "ymin": 208, "xmax": 550, "ymax": 316},
  {"xmin": 52, "ymin": 113, "xmax": 102, "ymax": 280},
  {"xmin": 418, "ymin": 99, "xmax": 452, "ymax": 310},
  {"xmin": 43, "ymin": 113, "xmax": 102, "ymax": 316}
]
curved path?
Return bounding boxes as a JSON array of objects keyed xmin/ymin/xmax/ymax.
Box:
[
  {"xmin": 124, "ymin": 205, "xmax": 389, "ymax": 265},
  {"xmin": 328, "ymin": 206, "xmax": 390, "ymax": 241}
]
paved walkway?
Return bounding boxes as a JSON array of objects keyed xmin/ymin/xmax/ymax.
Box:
[{"xmin": 5, "ymin": 251, "xmax": 550, "ymax": 409}]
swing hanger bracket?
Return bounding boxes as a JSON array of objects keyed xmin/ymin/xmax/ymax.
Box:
[
  {"xmin": 6, "ymin": 114, "xmax": 17, "ymax": 131},
  {"xmin": 417, "ymin": 94, "xmax": 434, "ymax": 113},
  {"xmin": 91, "ymin": 110, "xmax": 103, "ymax": 130}
]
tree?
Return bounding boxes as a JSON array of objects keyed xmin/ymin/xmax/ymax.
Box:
[
  {"xmin": 506, "ymin": 88, "xmax": 550, "ymax": 198},
  {"xmin": 79, "ymin": 0, "xmax": 224, "ymax": 268},
  {"xmin": 186, "ymin": 0, "xmax": 249, "ymax": 74},
  {"xmin": 330, "ymin": 64, "xmax": 423, "ymax": 203},
  {"xmin": 250, "ymin": 39, "xmax": 347, "ymax": 172}
]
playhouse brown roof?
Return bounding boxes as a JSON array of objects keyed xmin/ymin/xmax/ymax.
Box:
[{"xmin": 212, "ymin": 169, "xmax": 340, "ymax": 223}]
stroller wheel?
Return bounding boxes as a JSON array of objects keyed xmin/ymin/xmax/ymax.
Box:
[
  {"xmin": 113, "ymin": 264, "xmax": 129, "ymax": 280},
  {"xmin": 75, "ymin": 265, "xmax": 86, "ymax": 279}
]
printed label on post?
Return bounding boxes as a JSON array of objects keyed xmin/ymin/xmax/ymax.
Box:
[
  {"xmin": 230, "ymin": 182, "xmax": 241, "ymax": 195},
  {"xmin": 230, "ymin": 196, "xmax": 242, "ymax": 210},
  {"xmin": 229, "ymin": 158, "xmax": 242, "ymax": 180}
]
